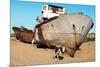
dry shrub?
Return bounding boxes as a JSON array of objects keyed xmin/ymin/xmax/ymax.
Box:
[{"xmin": 83, "ymin": 37, "xmax": 95, "ymax": 42}]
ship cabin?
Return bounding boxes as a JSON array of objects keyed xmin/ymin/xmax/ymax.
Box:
[{"xmin": 42, "ymin": 4, "xmax": 66, "ymax": 20}]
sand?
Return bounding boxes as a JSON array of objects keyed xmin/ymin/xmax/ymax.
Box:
[{"xmin": 10, "ymin": 37, "xmax": 95, "ymax": 67}]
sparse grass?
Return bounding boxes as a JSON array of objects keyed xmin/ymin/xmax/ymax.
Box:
[
  {"xmin": 83, "ymin": 37, "xmax": 95, "ymax": 42},
  {"xmin": 11, "ymin": 33, "xmax": 16, "ymax": 37}
]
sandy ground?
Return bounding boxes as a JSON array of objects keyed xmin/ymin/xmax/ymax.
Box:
[{"xmin": 10, "ymin": 37, "xmax": 95, "ymax": 67}]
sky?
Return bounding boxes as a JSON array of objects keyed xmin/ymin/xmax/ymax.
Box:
[{"xmin": 11, "ymin": 0, "xmax": 95, "ymax": 33}]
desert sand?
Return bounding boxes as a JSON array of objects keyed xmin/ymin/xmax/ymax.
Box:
[{"xmin": 10, "ymin": 37, "xmax": 95, "ymax": 67}]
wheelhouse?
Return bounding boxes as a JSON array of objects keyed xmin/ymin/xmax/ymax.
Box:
[{"xmin": 42, "ymin": 4, "xmax": 66, "ymax": 19}]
